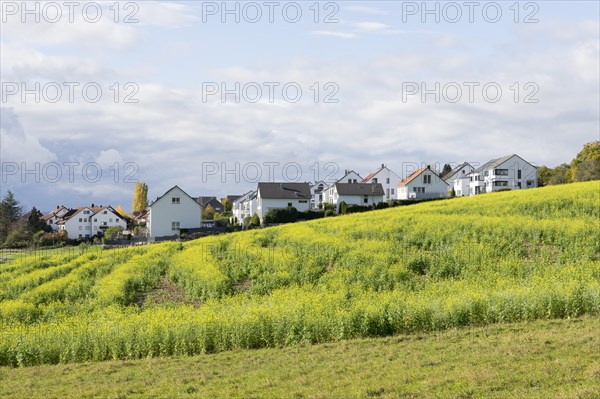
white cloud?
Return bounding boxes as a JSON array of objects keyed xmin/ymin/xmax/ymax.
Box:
[
  {"xmin": 353, "ymin": 22, "xmax": 389, "ymax": 32},
  {"xmin": 310, "ymin": 30, "xmax": 356, "ymax": 39}
]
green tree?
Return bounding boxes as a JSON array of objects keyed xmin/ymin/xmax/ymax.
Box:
[
  {"xmin": 340, "ymin": 201, "xmax": 347, "ymax": 215},
  {"xmin": 440, "ymin": 163, "xmax": 452, "ymax": 178},
  {"xmin": 202, "ymin": 204, "xmax": 215, "ymax": 220},
  {"xmin": 132, "ymin": 182, "xmax": 149, "ymax": 213},
  {"xmin": 221, "ymin": 197, "xmax": 232, "ymax": 212},
  {"xmin": 0, "ymin": 191, "xmax": 22, "ymax": 243},
  {"xmin": 571, "ymin": 141, "xmax": 600, "ymax": 182},
  {"xmin": 104, "ymin": 225, "xmax": 124, "ymax": 240},
  {"xmin": 26, "ymin": 207, "xmax": 50, "ymax": 234},
  {"xmin": 250, "ymin": 213, "xmax": 261, "ymax": 227}
]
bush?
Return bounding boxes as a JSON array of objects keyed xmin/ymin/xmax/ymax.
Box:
[
  {"xmin": 340, "ymin": 201, "xmax": 347, "ymax": 215},
  {"xmin": 3, "ymin": 231, "xmax": 31, "ymax": 248},
  {"xmin": 250, "ymin": 214, "xmax": 261, "ymax": 227},
  {"xmin": 263, "ymin": 207, "xmax": 299, "ymax": 224},
  {"xmin": 324, "ymin": 209, "xmax": 336, "ymax": 217}
]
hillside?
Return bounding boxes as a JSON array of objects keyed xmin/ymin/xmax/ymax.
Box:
[
  {"xmin": 1, "ymin": 317, "xmax": 599, "ymax": 398},
  {"xmin": 0, "ymin": 182, "xmax": 599, "ymax": 367}
]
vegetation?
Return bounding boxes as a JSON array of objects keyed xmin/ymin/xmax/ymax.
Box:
[
  {"xmin": 1, "ymin": 317, "xmax": 598, "ymax": 398},
  {"xmin": 0, "ymin": 182, "xmax": 598, "ymax": 367},
  {"xmin": 131, "ymin": 181, "xmax": 149, "ymax": 213},
  {"xmin": 538, "ymin": 140, "xmax": 599, "ymax": 186}
]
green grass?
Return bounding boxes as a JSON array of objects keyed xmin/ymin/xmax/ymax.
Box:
[{"xmin": 1, "ymin": 317, "xmax": 598, "ymax": 399}]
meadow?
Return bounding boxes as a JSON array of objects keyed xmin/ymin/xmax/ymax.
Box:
[{"xmin": 0, "ymin": 181, "xmax": 598, "ymax": 367}]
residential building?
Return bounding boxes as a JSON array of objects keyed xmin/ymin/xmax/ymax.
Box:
[
  {"xmin": 468, "ymin": 154, "xmax": 538, "ymax": 195},
  {"xmin": 323, "ymin": 170, "xmax": 363, "ymax": 204},
  {"xmin": 41, "ymin": 205, "xmax": 69, "ymax": 231},
  {"xmin": 328, "ymin": 183, "xmax": 385, "ymax": 212},
  {"xmin": 147, "ymin": 186, "xmax": 202, "ymax": 241},
  {"xmin": 195, "ymin": 196, "xmax": 225, "ymax": 213},
  {"xmin": 231, "ymin": 190, "xmax": 257, "ymax": 225},
  {"xmin": 52, "ymin": 205, "xmax": 126, "ymax": 239},
  {"xmin": 363, "ymin": 164, "xmax": 402, "ymax": 201},
  {"xmin": 442, "ymin": 162, "xmax": 475, "ymax": 191},
  {"xmin": 310, "ymin": 180, "xmax": 326, "ymax": 209},
  {"xmin": 256, "ymin": 182, "xmax": 311, "ymax": 222},
  {"xmin": 397, "ymin": 166, "xmax": 450, "ymax": 199}
]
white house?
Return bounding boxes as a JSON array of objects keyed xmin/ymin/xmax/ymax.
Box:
[
  {"xmin": 454, "ymin": 176, "xmax": 471, "ymax": 197},
  {"xmin": 41, "ymin": 205, "xmax": 69, "ymax": 231},
  {"xmin": 256, "ymin": 182, "xmax": 311, "ymax": 222},
  {"xmin": 468, "ymin": 154, "xmax": 538, "ymax": 195},
  {"xmin": 329, "ymin": 183, "xmax": 385, "ymax": 212},
  {"xmin": 310, "ymin": 181, "xmax": 326, "ymax": 209},
  {"xmin": 442, "ymin": 162, "xmax": 474, "ymax": 193},
  {"xmin": 363, "ymin": 164, "xmax": 402, "ymax": 201},
  {"xmin": 231, "ymin": 190, "xmax": 257, "ymax": 225},
  {"xmin": 147, "ymin": 186, "xmax": 202, "ymax": 241},
  {"xmin": 323, "ymin": 170, "xmax": 363, "ymax": 205},
  {"xmin": 397, "ymin": 166, "xmax": 450, "ymax": 199},
  {"xmin": 54, "ymin": 205, "xmax": 126, "ymax": 239}
]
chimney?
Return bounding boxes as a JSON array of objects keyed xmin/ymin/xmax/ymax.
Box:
[
  {"xmin": 381, "ymin": 163, "xmax": 385, "ymax": 168},
  {"xmin": 427, "ymin": 165, "xmax": 431, "ymax": 170},
  {"xmin": 56, "ymin": 205, "xmax": 59, "ymax": 209},
  {"xmin": 91, "ymin": 203, "xmax": 95, "ymax": 207}
]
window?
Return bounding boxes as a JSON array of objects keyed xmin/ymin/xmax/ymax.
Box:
[
  {"xmin": 347, "ymin": 179, "xmax": 352, "ymax": 183},
  {"xmin": 83, "ymin": 210, "xmax": 90, "ymax": 215},
  {"xmin": 299, "ymin": 200, "xmax": 307, "ymax": 203},
  {"xmin": 287, "ymin": 202, "xmax": 292, "ymax": 207},
  {"xmin": 79, "ymin": 218, "xmax": 82, "ymax": 222},
  {"xmin": 109, "ymin": 218, "xmax": 113, "ymax": 222},
  {"xmin": 94, "ymin": 218, "xmax": 97, "ymax": 222},
  {"xmin": 372, "ymin": 178, "xmax": 378, "ymax": 183},
  {"xmin": 391, "ymin": 189, "xmax": 395, "ymax": 195},
  {"xmin": 172, "ymin": 197, "xmax": 181, "ymax": 204},
  {"xmin": 79, "ymin": 234, "xmax": 82, "ymax": 238},
  {"xmin": 386, "ymin": 178, "xmax": 390, "ymax": 184},
  {"xmin": 412, "ymin": 187, "xmax": 425, "ymax": 193},
  {"xmin": 527, "ymin": 180, "xmax": 533, "ymax": 186},
  {"xmin": 423, "ymin": 174, "xmax": 431, "ymax": 184},
  {"xmin": 103, "ymin": 210, "xmax": 107, "ymax": 214},
  {"xmin": 493, "ymin": 181, "xmax": 508, "ymax": 187},
  {"xmin": 386, "ymin": 188, "xmax": 389, "ymax": 197},
  {"xmin": 85, "ymin": 226, "xmax": 91, "ymax": 230},
  {"xmin": 172, "ymin": 221, "xmax": 180, "ymax": 231},
  {"xmin": 518, "ymin": 170, "xmax": 522, "ymax": 179},
  {"xmin": 363, "ymin": 195, "xmax": 368, "ymax": 204},
  {"xmin": 518, "ymin": 182, "xmax": 522, "ymax": 188},
  {"xmin": 483, "ymin": 171, "xmax": 489, "ymax": 177},
  {"xmin": 83, "ymin": 218, "xmax": 87, "ymax": 222},
  {"xmin": 494, "ymin": 169, "xmax": 509, "ymax": 176}
]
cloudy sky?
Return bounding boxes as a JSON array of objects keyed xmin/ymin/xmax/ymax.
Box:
[{"xmin": 1, "ymin": 1, "xmax": 598, "ymax": 212}]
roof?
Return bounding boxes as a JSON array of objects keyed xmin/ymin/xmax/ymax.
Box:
[
  {"xmin": 334, "ymin": 183, "xmax": 385, "ymax": 196},
  {"xmin": 363, "ymin": 164, "xmax": 400, "ymax": 183},
  {"xmin": 41, "ymin": 205, "xmax": 67, "ymax": 221},
  {"xmin": 56, "ymin": 205, "xmax": 123, "ymax": 222},
  {"xmin": 257, "ymin": 182, "xmax": 311, "ymax": 199},
  {"xmin": 233, "ymin": 190, "xmax": 256, "ymax": 204},
  {"xmin": 442, "ymin": 162, "xmax": 473, "ymax": 181},
  {"xmin": 226, "ymin": 195, "xmax": 242, "ymax": 203},
  {"xmin": 149, "ymin": 185, "xmax": 202, "ymax": 208},
  {"xmin": 398, "ymin": 167, "xmax": 448, "ymax": 187},
  {"xmin": 195, "ymin": 196, "xmax": 224, "ymax": 210}
]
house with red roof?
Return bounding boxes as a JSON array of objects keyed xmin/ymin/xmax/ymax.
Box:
[{"xmin": 397, "ymin": 165, "xmax": 450, "ymax": 199}]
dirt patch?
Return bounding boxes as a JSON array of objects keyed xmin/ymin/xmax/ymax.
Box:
[{"xmin": 137, "ymin": 276, "xmax": 201, "ymax": 307}]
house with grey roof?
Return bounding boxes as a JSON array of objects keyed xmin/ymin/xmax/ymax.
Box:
[
  {"xmin": 328, "ymin": 182, "xmax": 385, "ymax": 212},
  {"xmin": 195, "ymin": 196, "xmax": 225, "ymax": 213},
  {"xmin": 363, "ymin": 164, "xmax": 402, "ymax": 201},
  {"xmin": 231, "ymin": 190, "xmax": 257, "ymax": 226},
  {"xmin": 323, "ymin": 169, "xmax": 363, "ymax": 204},
  {"xmin": 256, "ymin": 182, "xmax": 311, "ymax": 222},
  {"xmin": 466, "ymin": 154, "xmax": 538, "ymax": 195},
  {"xmin": 147, "ymin": 186, "xmax": 202, "ymax": 241}
]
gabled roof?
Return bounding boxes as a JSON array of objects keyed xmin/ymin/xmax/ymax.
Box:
[
  {"xmin": 195, "ymin": 196, "xmax": 224, "ymax": 210},
  {"xmin": 472, "ymin": 155, "xmax": 515, "ymax": 173},
  {"xmin": 226, "ymin": 195, "xmax": 242, "ymax": 203},
  {"xmin": 257, "ymin": 182, "xmax": 311, "ymax": 199},
  {"xmin": 398, "ymin": 167, "xmax": 448, "ymax": 187},
  {"xmin": 334, "ymin": 183, "xmax": 385, "ymax": 196},
  {"xmin": 149, "ymin": 185, "xmax": 202, "ymax": 208},
  {"xmin": 442, "ymin": 162, "xmax": 473, "ymax": 181},
  {"xmin": 233, "ymin": 190, "xmax": 256, "ymax": 205},
  {"xmin": 363, "ymin": 164, "xmax": 399, "ymax": 183},
  {"xmin": 41, "ymin": 205, "xmax": 67, "ymax": 221}
]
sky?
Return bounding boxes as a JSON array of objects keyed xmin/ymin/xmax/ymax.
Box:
[{"xmin": 1, "ymin": 0, "xmax": 599, "ymax": 212}]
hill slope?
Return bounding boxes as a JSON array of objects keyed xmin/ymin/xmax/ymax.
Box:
[{"xmin": 0, "ymin": 182, "xmax": 599, "ymax": 366}]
